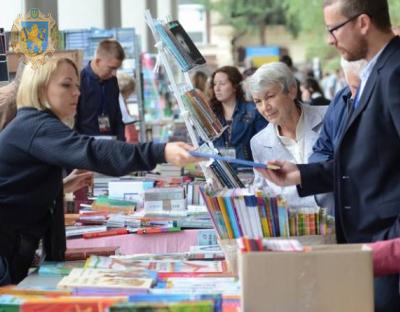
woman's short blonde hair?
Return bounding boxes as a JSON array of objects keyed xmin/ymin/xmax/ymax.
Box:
[{"xmin": 17, "ymin": 57, "xmax": 79, "ymax": 110}]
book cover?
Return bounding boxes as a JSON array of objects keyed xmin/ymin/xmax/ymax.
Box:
[
  {"xmin": 38, "ymin": 261, "xmax": 85, "ymax": 276},
  {"xmin": 58, "ymin": 268, "xmax": 154, "ymax": 291},
  {"xmin": 166, "ymin": 20, "xmax": 206, "ymax": 68}
]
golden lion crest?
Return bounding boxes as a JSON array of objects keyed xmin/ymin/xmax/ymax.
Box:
[{"xmin": 10, "ymin": 8, "xmax": 58, "ymax": 68}]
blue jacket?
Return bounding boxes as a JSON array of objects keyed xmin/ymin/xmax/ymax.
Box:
[
  {"xmin": 309, "ymin": 87, "xmax": 351, "ymax": 162},
  {"xmin": 308, "ymin": 87, "xmax": 351, "ymax": 216},
  {"xmin": 75, "ymin": 62, "xmax": 125, "ymax": 141},
  {"xmin": 213, "ymin": 101, "xmax": 267, "ymax": 161}
]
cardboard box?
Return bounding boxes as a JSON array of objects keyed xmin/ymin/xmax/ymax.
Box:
[{"xmin": 239, "ymin": 244, "xmax": 373, "ymax": 312}]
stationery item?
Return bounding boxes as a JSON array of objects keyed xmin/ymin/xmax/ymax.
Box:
[
  {"xmin": 83, "ymin": 228, "xmax": 129, "ymax": 239},
  {"xmin": 189, "ymin": 151, "xmax": 280, "ymax": 169},
  {"xmin": 136, "ymin": 226, "xmax": 182, "ymax": 235},
  {"xmin": 65, "ymin": 246, "xmax": 119, "ymax": 261}
]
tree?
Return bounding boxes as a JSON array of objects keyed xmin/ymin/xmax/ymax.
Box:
[
  {"xmin": 282, "ymin": 0, "xmax": 400, "ymax": 64},
  {"xmin": 197, "ymin": 0, "xmax": 300, "ymax": 63}
]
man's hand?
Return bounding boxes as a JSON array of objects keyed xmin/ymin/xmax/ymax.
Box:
[
  {"xmin": 63, "ymin": 169, "xmax": 93, "ymax": 193},
  {"xmin": 164, "ymin": 142, "xmax": 203, "ymax": 167},
  {"xmin": 256, "ymin": 160, "xmax": 301, "ymax": 186}
]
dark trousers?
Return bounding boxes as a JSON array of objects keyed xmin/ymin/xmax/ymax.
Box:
[
  {"xmin": 0, "ymin": 231, "xmax": 39, "ymax": 285},
  {"xmin": 374, "ymin": 274, "xmax": 400, "ymax": 312},
  {"xmin": 0, "ymin": 256, "xmax": 11, "ymax": 286}
]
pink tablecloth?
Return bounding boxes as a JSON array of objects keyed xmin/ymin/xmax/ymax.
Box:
[{"xmin": 67, "ymin": 229, "xmax": 214, "ymax": 255}]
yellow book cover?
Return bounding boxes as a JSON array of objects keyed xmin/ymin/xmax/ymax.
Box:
[{"xmin": 216, "ymin": 195, "xmax": 234, "ymax": 239}]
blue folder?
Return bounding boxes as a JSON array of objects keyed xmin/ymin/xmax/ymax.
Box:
[{"xmin": 189, "ymin": 151, "xmax": 279, "ymax": 169}]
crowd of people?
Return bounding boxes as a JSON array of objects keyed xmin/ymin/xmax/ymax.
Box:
[{"xmin": 0, "ymin": 0, "xmax": 399, "ymax": 310}]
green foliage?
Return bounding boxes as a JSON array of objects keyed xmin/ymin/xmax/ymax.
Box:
[
  {"xmin": 389, "ymin": 0, "xmax": 400, "ymax": 25},
  {"xmin": 196, "ymin": 0, "xmax": 300, "ymax": 39},
  {"xmin": 195, "ymin": 0, "xmax": 400, "ymax": 63}
]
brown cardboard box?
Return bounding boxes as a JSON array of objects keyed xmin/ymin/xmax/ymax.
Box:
[{"xmin": 239, "ymin": 244, "xmax": 373, "ymax": 312}]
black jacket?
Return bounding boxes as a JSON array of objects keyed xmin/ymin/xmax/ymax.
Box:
[
  {"xmin": 0, "ymin": 107, "xmax": 166, "ymax": 259},
  {"xmin": 297, "ymin": 36, "xmax": 400, "ymax": 244}
]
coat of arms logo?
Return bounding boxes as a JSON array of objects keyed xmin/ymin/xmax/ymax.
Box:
[{"xmin": 10, "ymin": 8, "xmax": 58, "ymax": 68}]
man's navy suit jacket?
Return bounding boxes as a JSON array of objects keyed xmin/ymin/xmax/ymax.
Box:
[{"xmin": 298, "ymin": 36, "xmax": 400, "ymax": 244}]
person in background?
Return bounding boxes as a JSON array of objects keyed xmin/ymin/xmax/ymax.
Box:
[
  {"xmin": 117, "ymin": 72, "xmax": 139, "ymax": 143},
  {"xmin": 309, "ymin": 58, "xmax": 367, "ymax": 216},
  {"xmin": 300, "ymin": 77, "xmax": 331, "ymax": 106},
  {"xmin": 209, "ymin": 66, "xmax": 268, "ymax": 162},
  {"xmin": 310, "ymin": 58, "xmax": 367, "ymax": 162},
  {"xmin": 279, "ymin": 54, "xmax": 302, "ymax": 100},
  {"xmin": 247, "ymin": 62, "xmax": 326, "ymax": 210},
  {"xmin": 0, "ymin": 59, "xmax": 25, "ymax": 131},
  {"xmin": 75, "ymin": 39, "xmax": 125, "ymax": 140},
  {"xmin": 0, "ymin": 57, "xmax": 200, "ymax": 286}
]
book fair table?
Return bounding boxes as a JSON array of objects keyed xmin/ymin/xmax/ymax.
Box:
[{"xmin": 67, "ymin": 229, "xmax": 217, "ymax": 255}]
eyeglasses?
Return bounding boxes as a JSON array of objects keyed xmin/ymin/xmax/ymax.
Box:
[{"xmin": 326, "ymin": 13, "xmax": 363, "ymax": 41}]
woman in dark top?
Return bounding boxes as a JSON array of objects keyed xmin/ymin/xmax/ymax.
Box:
[
  {"xmin": 0, "ymin": 57, "xmax": 199, "ymax": 285},
  {"xmin": 300, "ymin": 77, "xmax": 330, "ymax": 106},
  {"xmin": 209, "ymin": 66, "xmax": 267, "ymax": 162}
]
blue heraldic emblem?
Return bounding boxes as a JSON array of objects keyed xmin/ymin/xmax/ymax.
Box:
[{"xmin": 11, "ymin": 8, "xmax": 57, "ymax": 68}]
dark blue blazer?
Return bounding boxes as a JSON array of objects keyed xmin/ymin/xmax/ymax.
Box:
[
  {"xmin": 298, "ymin": 36, "xmax": 400, "ymax": 244},
  {"xmin": 309, "ymin": 87, "xmax": 351, "ymax": 163}
]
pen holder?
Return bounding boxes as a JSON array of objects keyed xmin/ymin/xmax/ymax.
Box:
[{"xmin": 218, "ymin": 239, "xmax": 238, "ymax": 276}]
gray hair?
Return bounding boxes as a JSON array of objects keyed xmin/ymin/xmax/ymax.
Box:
[
  {"xmin": 340, "ymin": 57, "xmax": 367, "ymax": 81},
  {"xmin": 244, "ymin": 62, "xmax": 297, "ymax": 97}
]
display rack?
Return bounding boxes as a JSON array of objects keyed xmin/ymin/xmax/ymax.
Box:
[{"xmin": 145, "ymin": 11, "xmax": 243, "ymax": 189}]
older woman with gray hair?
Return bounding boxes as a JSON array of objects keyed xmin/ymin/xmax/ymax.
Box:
[{"xmin": 246, "ymin": 62, "xmax": 327, "ymax": 210}]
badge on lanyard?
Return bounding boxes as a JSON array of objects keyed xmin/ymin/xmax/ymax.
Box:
[
  {"xmin": 219, "ymin": 147, "xmax": 236, "ymax": 158},
  {"xmin": 98, "ymin": 114, "xmax": 111, "ymax": 133}
]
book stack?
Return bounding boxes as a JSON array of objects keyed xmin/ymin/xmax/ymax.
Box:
[
  {"xmin": 156, "ymin": 163, "xmax": 183, "ymax": 178},
  {"xmin": 143, "ymin": 187, "xmax": 186, "ymax": 217},
  {"xmin": 91, "ymin": 196, "xmax": 136, "ymax": 215},
  {"xmin": 154, "ymin": 19, "xmax": 206, "ymax": 72},
  {"xmin": 65, "ymin": 225, "xmax": 108, "ymax": 238},
  {"xmin": 181, "ymin": 89, "xmax": 225, "ymax": 141},
  {"xmin": 108, "ymin": 179, "xmax": 155, "ymax": 203},
  {"xmin": 200, "ymin": 188, "xmax": 334, "ymax": 240}
]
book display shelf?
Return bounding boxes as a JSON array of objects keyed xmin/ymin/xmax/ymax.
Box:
[{"xmin": 145, "ymin": 11, "xmax": 243, "ymax": 190}]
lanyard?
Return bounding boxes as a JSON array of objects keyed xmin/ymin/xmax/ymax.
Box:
[{"xmin": 99, "ymin": 84, "xmax": 106, "ymax": 115}]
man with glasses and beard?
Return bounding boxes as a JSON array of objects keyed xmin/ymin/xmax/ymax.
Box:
[{"xmin": 257, "ymin": 1, "xmax": 400, "ymax": 310}]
